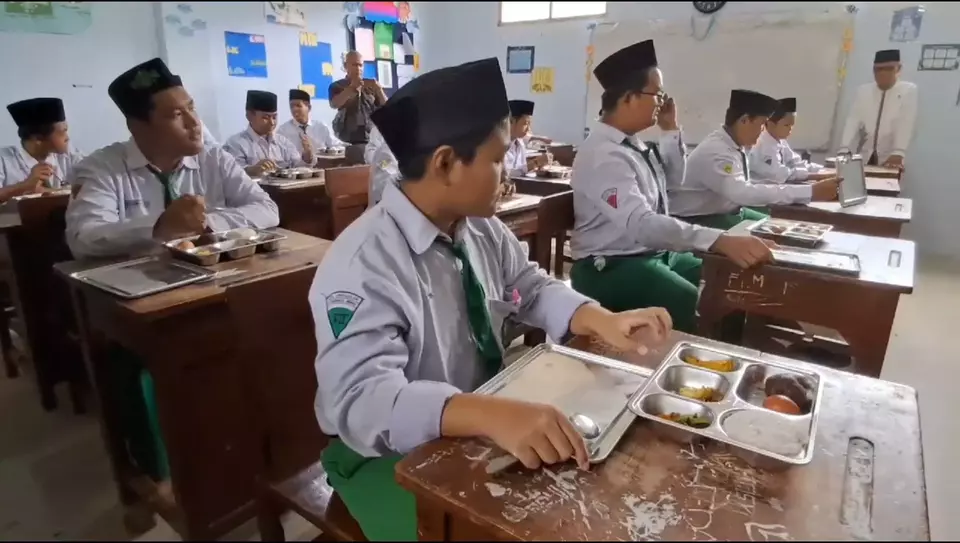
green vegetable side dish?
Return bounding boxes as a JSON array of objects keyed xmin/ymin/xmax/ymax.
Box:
[{"xmin": 659, "ymin": 412, "xmax": 711, "ymax": 429}]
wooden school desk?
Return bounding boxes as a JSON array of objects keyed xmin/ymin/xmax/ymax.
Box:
[
  {"xmin": 56, "ymin": 230, "xmax": 331, "ymax": 541},
  {"xmin": 770, "ymin": 196, "xmax": 912, "ymax": 238},
  {"xmin": 697, "ymin": 221, "xmax": 915, "ymax": 378},
  {"xmin": 395, "ymin": 331, "xmax": 928, "ymax": 541},
  {"xmin": 510, "ymin": 170, "xmax": 572, "ymax": 197}
]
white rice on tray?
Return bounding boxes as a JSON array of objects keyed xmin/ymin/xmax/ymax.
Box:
[{"xmin": 722, "ymin": 409, "xmax": 809, "ymax": 457}]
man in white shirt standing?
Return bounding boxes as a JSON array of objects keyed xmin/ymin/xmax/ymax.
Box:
[
  {"xmin": 838, "ymin": 49, "xmax": 918, "ymax": 169},
  {"xmin": 278, "ymin": 89, "xmax": 344, "ymax": 156}
]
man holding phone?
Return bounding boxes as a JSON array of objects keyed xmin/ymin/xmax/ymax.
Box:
[{"xmin": 329, "ymin": 50, "xmax": 388, "ymax": 164}]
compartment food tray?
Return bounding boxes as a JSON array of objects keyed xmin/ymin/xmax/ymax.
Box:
[
  {"xmin": 163, "ymin": 228, "xmax": 287, "ymax": 266},
  {"xmin": 627, "ymin": 341, "xmax": 823, "ymax": 470},
  {"xmin": 746, "ymin": 217, "xmax": 832, "ymax": 248}
]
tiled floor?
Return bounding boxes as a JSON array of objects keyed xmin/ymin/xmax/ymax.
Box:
[{"xmin": 0, "ymin": 256, "xmax": 957, "ymax": 541}]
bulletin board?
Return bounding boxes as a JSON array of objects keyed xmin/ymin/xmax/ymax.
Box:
[
  {"xmin": 344, "ymin": 1, "xmax": 419, "ymax": 97},
  {"xmin": 299, "ymin": 31, "xmax": 335, "ymax": 99},
  {"xmin": 225, "ymin": 31, "xmax": 268, "ymax": 78}
]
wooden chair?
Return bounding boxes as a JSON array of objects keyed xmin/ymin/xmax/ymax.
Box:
[
  {"xmin": 226, "ymin": 266, "xmax": 366, "ymax": 542},
  {"xmin": 324, "ymin": 165, "xmax": 371, "ymax": 238},
  {"xmin": 14, "ymin": 194, "xmax": 86, "ymax": 411},
  {"xmin": 532, "ymin": 190, "xmax": 575, "ymax": 279}
]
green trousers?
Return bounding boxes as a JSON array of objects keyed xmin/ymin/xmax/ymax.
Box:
[
  {"xmin": 321, "ymin": 439, "xmax": 417, "ymax": 541},
  {"xmin": 570, "ymin": 251, "xmax": 702, "ymax": 333},
  {"xmin": 105, "ymin": 345, "xmax": 170, "ymax": 481},
  {"xmin": 679, "ymin": 207, "xmax": 768, "ymax": 230}
]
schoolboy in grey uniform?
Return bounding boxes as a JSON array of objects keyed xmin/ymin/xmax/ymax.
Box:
[
  {"xmin": 672, "ymin": 90, "xmax": 839, "ymax": 229},
  {"xmin": 66, "ymin": 59, "xmax": 279, "ymax": 259},
  {"xmin": 1, "ymin": 97, "xmax": 84, "ymax": 201},
  {"xmin": 64, "ymin": 58, "xmax": 279, "ymax": 491},
  {"xmin": 571, "ymin": 39, "xmax": 774, "ymax": 333},
  {"xmin": 310, "ymin": 56, "xmax": 673, "ymax": 541},
  {"xmin": 223, "ymin": 90, "xmax": 310, "ymax": 177}
]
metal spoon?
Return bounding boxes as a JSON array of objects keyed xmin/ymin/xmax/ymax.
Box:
[{"xmin": 486, "ymin": 413, "xmax": 599, "ymax": 475}]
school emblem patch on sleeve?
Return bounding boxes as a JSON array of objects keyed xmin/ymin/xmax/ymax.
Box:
[
  {"xmin": 722, "ymin": 163, "xmax": 734, "ymax": 174},
  {"xmin": 325, "ymin": 291, "xmax": 364, "ymax": 339},
  {"xmin": 601, "ymin": 187, "xmax": 618, "ymax": 209}
]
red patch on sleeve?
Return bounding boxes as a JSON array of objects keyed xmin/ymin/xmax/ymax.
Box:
[{"xmin": 601, "ymin": 188, "xmax": 618, "ymax": 209}]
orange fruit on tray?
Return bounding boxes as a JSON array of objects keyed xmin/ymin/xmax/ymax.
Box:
[{"xmin": 762, "ymin": 394, "xmax": 802, "ymax": 415}]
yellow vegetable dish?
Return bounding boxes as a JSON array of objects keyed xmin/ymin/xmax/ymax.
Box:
[
  {"xmin": 678, "ymin": 386, "xmax": 723, "ymax": 402},
  {"xmin": 682, "ymin": 355, "xmax": 735, "ymax": 373}
]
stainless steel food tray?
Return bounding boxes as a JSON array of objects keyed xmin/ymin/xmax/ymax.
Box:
[
  {"xmin": 69, "ymin": 255, "xmax": 216, "ymax": 299},
  {"xmin": 746, "ymin": 217, "xmax": 832, "ymax": 248},
  {"xmin": 770, "ymin": 246, "xmax": 861, "ymax": 276},
  {"xmin": 163, "ymin": 228, "xmax": 287, "ymax": 266},
  {"xmin": 268, "ymin": 167, "xmax": 324, "ymax": 181},
  {"xmin": 627, "ymin": 341, "xmax": 823, "ymax": 470},
  {"xmin": 476, "ymin": 343, "xmax": 652, "ymax": 464}
]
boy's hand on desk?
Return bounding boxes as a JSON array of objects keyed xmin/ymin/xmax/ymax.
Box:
[
  {"xmin": 570, "ymin": 303, "xmax": 672, "ymax": 355},
  {"xmin": 478, "ymin": 396, "xmax": 590, "ymax": 471},
  {"xmin": 810, "ymin": 177, "xmax": 840, "ymax": 201},
  {"xmin": 883, "ymin": 155, "xmax": 904, "ymax": 170},
  {"xmin": 710, "ymin": 234, "xmax": 775, "ymax": 269}
]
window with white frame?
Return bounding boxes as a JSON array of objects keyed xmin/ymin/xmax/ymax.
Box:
[{"xmin": 499, "ymin": 2, "xmax": 607, "ymax": 24}]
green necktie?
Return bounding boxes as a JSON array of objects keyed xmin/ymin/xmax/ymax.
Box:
[
  {"xmin": 147, "ymin": 166, "xmax": 179, "ymax": 209},
  {"xmin": 444, "ymin": 240, "xmax": 504, "ymax": 380}
]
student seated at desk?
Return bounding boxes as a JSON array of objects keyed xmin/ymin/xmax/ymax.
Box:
[
  {"xmin": 1, "ymin": 97, "xmax": 84, "ymax": 202},
  {"xmin": 66, "ymin": 58, "xmax": 279, "ymax": 259},
  {"xmin": 64, "ymin": 57, "xmax": 279, "ymax": 492},
  {"xmin": 672, "ymin": 89, "xmax": 840, "ymax": 230},
  {"xmin": 504, "ymin": 100, "xmax": 549, "ymax": 177},
  {"xmin": 223, "ymin": 90, "xmax": 311, "ymax": 177},
  {"xmin": 570, "ymin": 39, "xmax": 774, "ymax": 333},
  {"xmin": 310, "ymin": 56, "xmax": 673, "ymax": 542},
  {"xmin": 365, "ymin": 123, "xmax": 400, "ymax": 207},
  {"xmin": 750, "ymin": 98, "xmax": 834, "ymax": 184},
  {"xmin": 278, "ymin": 88, "xmax": 344, "ymax": 155}
]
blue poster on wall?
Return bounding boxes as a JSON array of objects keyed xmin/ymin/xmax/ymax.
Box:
[
  {"xmin": 224, "ymin": 31, "xmax": 268, "ymax": 78},
  {"xmin": 298, "ymin": 32, "xmax": 334, "ymax": 100}
]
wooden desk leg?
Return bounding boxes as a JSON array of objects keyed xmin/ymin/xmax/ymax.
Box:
[
  {"xmin": 838, "ymin": 293, "xmax": 900, "ymax": 378},
  {"xmin": 416, "ymin": 500, "xmax": 448, "ymax": 541}
]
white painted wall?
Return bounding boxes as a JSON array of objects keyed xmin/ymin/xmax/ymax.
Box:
[
  {"xmin": 418, "ymin": 1, "xmax": 960, "ymax": 259},
  {"xmin": 1, "ymin": 2, "xmax": 424, "ymax": 148},
  {"xmin": 0, "ymin": 2, "xmax": 159, "ymax": 150}
]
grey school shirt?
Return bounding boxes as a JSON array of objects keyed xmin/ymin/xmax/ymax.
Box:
[
  {"xmin": 0, "ymin": 144, "xmax": 84, "ymax": 189},
  {"xmin": 570, "ymin": 121, "xmax": 720, "ymax": 259},
  {"xmin": 671, "ymin": 127, "xmax": 813, "ymax": 217},
  {"xmin": 65, "ymin": 138, "xmax": 279, "ymax": 259},
  {"xmin": 309, "ymin": 182, "xmax": 592, "ymax": 457}
]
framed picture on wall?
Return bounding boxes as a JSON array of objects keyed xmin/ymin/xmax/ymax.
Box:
[{"xmin": 506, "ymin": 45, "xmax": 535, "ymax": 74}]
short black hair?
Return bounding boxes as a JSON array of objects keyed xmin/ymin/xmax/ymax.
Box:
[
  {"xmin": 125, "ymin": 100, "xmax": 155, "ymax": 122},
  {"xmin": 510, "ymin": 113, "xmax": 530, "ymax": 122},
  {"xmin": 17, "ymin": 123, "xmax": 56, "ymax": 141},
  {"xmin": 598, "ymin": 67, "xmax": 654, "ymax": 115},
  {"xmin": 398, "ymin": 121, "xmax": 502, "ymax": 180},
  {"xmin": 724, "ymin": 108, "xmax": 765, "ymax": 127}
]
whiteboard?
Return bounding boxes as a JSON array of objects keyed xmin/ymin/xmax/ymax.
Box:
[{"xmin": 586, "ymin": 8, "xmax": 853, "ymax": 150}]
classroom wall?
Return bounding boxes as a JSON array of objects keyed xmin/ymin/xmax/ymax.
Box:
[
  {"xmin": 0, "ymin": 2, "xmax": 159, "ymax": 151},
  {"xmin": 0, "ymin": 2, "xmax": 425, "ymax": 150},
  {"xmin": 419, "ymin": 1, "xmax": 960, "ymax": 259}
]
